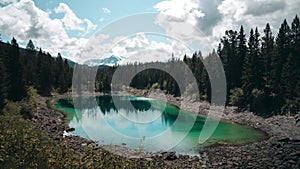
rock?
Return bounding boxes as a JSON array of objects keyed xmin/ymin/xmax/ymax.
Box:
[
  {"xmin": 145, "ymin": 158, "xmax": 153, "ymax": 161},
  {"xmin": 163, "ymin": 152, "xmax": 178, "ymax": 161},
  {"xmin": 287, "ymin": 160, "xmax": 297, "ymax": 164},
  {"xmin": 66, "ymin": 128, "xmax": 75, "ymax": 132},
  {"xmin": 278, "ymin": 137, "xmax": 290, "ymax": 142},
  {"xmin": 129, "ymin": 156, "xmax": 140, "ymax": 160},
  {"xmin": 290, "ymin": 152, "xmax": 300, "ymax": 157}
]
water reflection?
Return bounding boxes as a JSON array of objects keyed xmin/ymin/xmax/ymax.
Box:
[
  {"xmin": 55, "ymin": 96, "xmax": 266, "ymax": 155},
  {"xmin": 57, "ymin": 95, "xmax": 180, "ymax": 126}
]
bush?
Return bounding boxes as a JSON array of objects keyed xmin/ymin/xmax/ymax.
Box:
[
  {"xmin": 2, "ymin": 101, "xmax": 21, "ymax": 115},
  {"xmin": 0, "ymin": 88, "xmax": 157, "ymax": 168},
  {"xmin": 229, "ymin": 88, "xmax": 244, "ymax": 107},
  {"xmin": 20, "ymin": 87, "xmax": 38, "ymax": 119},
  {"xmin": 0, "ymin": 113, "xmax": 156, "ymax": 168}
]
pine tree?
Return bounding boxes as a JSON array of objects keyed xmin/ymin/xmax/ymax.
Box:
[
  {"xmin": 281, "ymin": 53, "xmax": 296, "ymax": 99},
  {"xmin": 55, "ymin": 53, "xmax": 64, "ymax": 89},
  {"xmin": 241, "ymin": 28, "xmax": 263, "ymax": 106},
  {"xmin": 6, "ymin": 38, "xmax": 26, "ymax": 101},
  {"xmin": 237, "ymin": 26, "xmax": 247, "ymax": 86},
  {"xmin": 261, "ymin": 23, "xmax": 276, "ymax": 92},
  {"xmin": 290, "ymin": 15, "xmax": 300, "ymax": 100},
  {"xmin": 219, "ymin": 39, "xmax": 230, "ymax": 71},
  {"xmin": 10, "ymin": 37, "xmax": 18, "ymax": 47},
  {"xmin": 226, "ymin": 30, "xmax": 238, "ymax": 89},
  {"xmin": 253, "ymin": 27, "xmax": 263, "ymax": 89},
  {"xmin": 64, "ymin": 59, "xmax": 72, "ymax": 90},
  {"xmin": 242, "ymin": 29, "xmax": 255, "ymax": 98},
  {"xmin": 23, "ymin": 46, "xmax": 37, "ymax": 86},
  {"xmin": 280, "ymin": 15, "xmax": 300, "ymax": 113},
  {"xmin": 37, "ymin": 50, "xmax": 53, "ymax": 96},
  {"xmin": 26, "ymin": 39, "xmax": 35, "ymax": 50},
  {"xmin": 275, "ymin": 19, "xmax": 291, "ymax": 94},
  {"xmin": 291, "ymin": 15, "xmax": 300, "ymax": 47},
  {"xmin": 219, "ymin": 30, "xmax": 238, "ymax": 95}
]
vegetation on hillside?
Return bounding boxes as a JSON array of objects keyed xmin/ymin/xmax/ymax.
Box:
[
  {"xmin": 0, "ymin": 88, "xmax": 156, "ymax": 168},
  {"xmin": 72, "ymin": 16, "xmax": 300, "ymax": 117}
]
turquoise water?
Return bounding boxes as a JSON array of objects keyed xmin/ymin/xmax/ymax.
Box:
[{"xmin": 54, "ymin": 95, "xmax": 266, "ymax": 155}]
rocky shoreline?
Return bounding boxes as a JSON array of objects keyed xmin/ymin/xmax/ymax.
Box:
[{"xmin": 32, "ymin": 90, "xmax": 300, "ymax": 168}]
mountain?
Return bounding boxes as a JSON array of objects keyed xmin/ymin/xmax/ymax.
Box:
[{"xmin": 83, "ymin": 55, "xmax": 123, "ymax": 67}]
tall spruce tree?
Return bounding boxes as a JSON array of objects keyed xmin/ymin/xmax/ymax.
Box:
[
  {"xmin": 55, "ymin": 53, "xmax": 64, "ymax": 89},
  {"xmin": 281, "ymin": 53, "xmax": 296, "ymax": 99},
  {"xmin": 226, "ymin": 30, "xmax": 239, "ymax": 89},
  {"xmin": 253, "ymin": 28, "xmax": 263, "ymax": 89},
  {"xmin": 6, "ymin": 38, "xmax": 26, "ymax": 101},
  {"xmin": 290, "ymin": 15, "xmax": 300, "ymax": 100},
  {"xmin": 26, "ymin": 39, "xmax": 35, "ymax": 50},
  {"xmin": 261, "ymin": 23, "xmax": 276, "ymax": 92},
  {"xmin": 37, "ymin": 50, "xmax": 53, "ymax": 95},
  {"xmin": 242, "ymin": 29, "xmax": 255, "ymax": 97},
  {"xmin": 280, "ymin": 15, "xmax": 300, "ymax": 112},
  {"xmin": 275, "ymin": 19, "xmax": 291, "ymax": 94},
  {"xmin": 219, "ymin": 30, "xmax": 238, "ymax": 94},
  {"xmin": 237, "ymin": 26, "xmax": 247, "ymax": 86}
]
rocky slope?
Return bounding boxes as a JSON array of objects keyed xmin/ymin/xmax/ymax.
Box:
[{"xmin": 32, "ymin": 91, "xmax": 300, "ymax": 168}]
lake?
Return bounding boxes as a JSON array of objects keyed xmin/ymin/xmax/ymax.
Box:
[{"xmin": 53, "ymin": 95, "xmax": 266, "ymax": 155}]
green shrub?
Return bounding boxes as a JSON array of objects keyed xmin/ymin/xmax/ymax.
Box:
[
  {"xmin": 2, "ymin": 101, "xmax": 21, "ymax": 115},
  {"xmin": 229, "ymin": 88, "xmax": 244, "ymax": 107},
  {"xmin": 0, "ymin": 114, "xmax": 155, "ymax": 168},
  {"xmin": 20, "ymin": 87, "xmax": 38, "ymax": 119},
  {"xmin": 0, "ymin": 87, "xmax": 157, "ymax": 168}
]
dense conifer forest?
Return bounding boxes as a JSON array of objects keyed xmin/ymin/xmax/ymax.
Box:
[
  {"xmin": 1, "ymin": 16, "xmax": 299, "ymax": 117},
  {"xmin": 0, "ymin": 38, "xmax": 73, "ymax": 111},
  {"xmin": 81, "ymin": 16, "xmax": 300, "ymax": 117}
]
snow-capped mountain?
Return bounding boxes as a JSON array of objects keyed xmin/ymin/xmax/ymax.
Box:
[{"xmin": 83, "ymin": 55, "xmax": 123, "ymax": 67}]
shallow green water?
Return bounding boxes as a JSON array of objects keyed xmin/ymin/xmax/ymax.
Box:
[{"xmin": 54, "ymin": 95, "xmax": 266, "ymax": 155}]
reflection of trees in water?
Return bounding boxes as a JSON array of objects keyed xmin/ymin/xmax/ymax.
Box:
[
  {"xmin": 57, "ymin": 98, "xmax": 74, "ymax": 108},
  {"xmin": 96, "ymin": 95, "xmax": 152, "ymax": 114},
  {"xmin": 161, "ymin": 108, "xmax": 206, "ymax": 130},
  {"xmin": 58, "ymin": 96, "xmax": 207, "ymax": 127},
  {"xmin": 161, "ymin": 108, "xmax": 178, "ymax": 126}
]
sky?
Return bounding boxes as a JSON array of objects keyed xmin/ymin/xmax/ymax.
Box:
[{"xmin": 0, "ymin": 0, "xmax": 299, "ymax": 64}]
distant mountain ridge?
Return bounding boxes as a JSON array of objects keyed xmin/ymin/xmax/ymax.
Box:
[{"xmin": 83, "ymin": 55, "xmax": 123, "ymax": 67}]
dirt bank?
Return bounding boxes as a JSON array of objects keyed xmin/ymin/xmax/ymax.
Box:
[{"xmin": 33, "ymin": 90, "xmax": 300, "ymax": 168}]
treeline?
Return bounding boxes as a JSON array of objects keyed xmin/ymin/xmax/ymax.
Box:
[
  {"xmin": 2, "ymin": 16, "xmax": 298, "ymax": 117},
  {"xmin": 91, "ymin": 16, "xmax": 300, "ymax": 117},
  {"xmin": 217, "ymin": 15, "xmax": 300, "ymax": 116},
  {"xmin": 70, "ymin": 52, "xmax": 222, "ymax": 103},
  {"xmin": 0, "ymin": 38, "xmax": 73, "ymax": 111}
]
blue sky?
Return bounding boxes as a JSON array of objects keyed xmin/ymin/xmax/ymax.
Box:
[
  {"xmin": 34, "ymin": 0, "xmax": 162, "ymax": 29},
  {"xmin": 0, "ymin": 0, "xmax": 299, "ymax": 63}
]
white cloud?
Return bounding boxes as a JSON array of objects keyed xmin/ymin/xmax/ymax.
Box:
[
  {"xmin": 111, "ymin": 33, "xmax": 177, "ymax": 64},
  {"xmin": 0, "ymin": 0, "xmax": 17, "ymax": 5},
  {"xmin": 99, "ymin": 17, "xmax": 105, "ymax": 22},
  {"xmin": 81, "ymin": 32, "xmax": 192, "ymax": 64},
  {"xmin": 154, "ymin": 0, "xmax": 204, "ymax": 26},
  {"xmin": 102, "ymin": 7, "xmax": 111, "ymax": 14},
  {"xmin": 84, "ymin": 18, "xmax": 97, "ymax": 33},
  {"xmin": 0, "ymin": 0, "xmax": 89, "ymax": 61},
  {"xmin": 55, "ymin": 3, "xmax": 84, "ymax": 31},
  {"xmin": 54, "ymin": 3, "xmax": 97, "ymax": 33},
  {"xmin": 154, "ymin": 0, "xmax": 210, "ymax": 55},
  {"xmin": 215, "ymin": 0, "xmax": 299, "ymax": 36}
]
